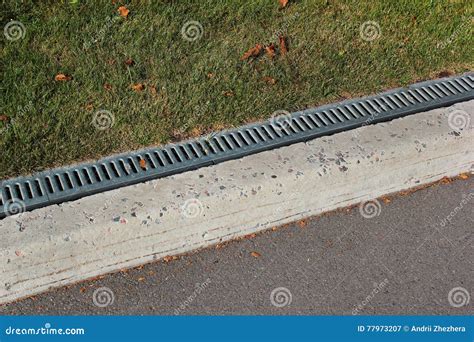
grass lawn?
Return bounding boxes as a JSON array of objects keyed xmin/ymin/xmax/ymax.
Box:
[{"xmin": 1, "ymin": 0, "xmax": 473, "ymax": 179}]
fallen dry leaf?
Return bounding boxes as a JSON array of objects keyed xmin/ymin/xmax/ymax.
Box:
[
  {"xmin": 139, "ymin": 158, "xmax": 147, "ymax": 170},
  {"xmin": 163, "ymin": 256, "xmax": 178, "ymax": 263},
  {"xmin": 250, "ymin": 251, "xmax": 261, "ymax": 258},
  {"xmin": 137, "ymin": 277, "xmax": 145, "ymax": 282},
  {"xmin": 223, "ymin": 90, "xmax": 234, "ymax": 97},
  {"xmin": 85, "ymin": 103, "xmax": 94, "ymax": 111},
  {"xmin": 79, "ymin": 287, "xmax": 86, "ymax": 293},
  {"xmin": 54, "ymin": 73, "xmax": 72, "ymax": 82},
  {"xmin": 117, "ymin": 5, "xmax": 130, "ymax": 18},
  {"xmin": 131, "ymin": 83, "xmax": 145, "ymax": 92},
  {"xmin": 104, "ymin": 83, "xmax": 112, "ymax": 91},
  {"xmin": 265, "ymin": 44, "xmax": 276, "ymax": 59},
  {"xmin": 459, "ymin": 173, "xmax": 469, "ymax": 180},
  {"xmin": 437, "ymin": 70, "xmax": 453, "ymax": 78},
  {"xmin": 124, "ymin": 58, "xmax": 135, "ymax": 66},
  {"xmin": 297, "ymin": 220, "xmax": 307, "ymax": 228},
  {"xmin": 382, "ymin": 197, "xmax": 391, "ymax": 204},
  {"xmin": 279, "ymin": 0, "xmax": 289, "ymax": 8},
  {"xmin": 263, "ymin": 76, "xmax": 276, "ymax": 85},
  {"xmin": 279, "ymin": 36, "xmax": 288, "ymax": 55},
  {"xmin": 149, "ymin": 85, "xmax": 158, "ymax": 96},
  {"xmin": 0, "ymin": 115, "xmax": 9, "ymax": 122},
  {"xmin": 241, "ymin": 44, "xmax": 263, "ymax": 60},
  {"xmin": 190, "ymin": 127, "xmax": 203, "ymax": 137}
]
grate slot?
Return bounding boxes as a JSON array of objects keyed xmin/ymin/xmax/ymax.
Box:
[
  {"xmin": 62, "ymin": 173, "xmax": 74, "ymax": 189},
  {"xmin": 393, "ymin": 94, "xmax": 409, "ymax": 107},
  {"xmin": 100, "ymin": 165, "xmax": 111, "ymax": 180},
  {"xmin": 91, "ymin": 166, "xmax": 102, "ymax": 182},
  {"xmin": 153, "ymin": 152, "xmax": 165, "ymax": 166},
  {"xmin": 34, "ymin": 179, "xmax": 44, "ymax": 197},
  {"xmin": 14, "ymin": 184, "xmax": 23, "ymax": 200},
  {"xmin": 329, "ymin": 109, "xmax": 345, "ymax": 123},
  {"xmin": 109, "ymin": 162, "xmax": 121, "ymax": 177},
  {"xmin": 178, "ymin": 146, "xmax": 191, "ymax": 160},
  {"xmin": 161, "ymin": 150, "xmax": 174, "ymax": 165},
  {"xmin": 434, "ymin": 83, "xmax": 451, "ymax": 96},
  {"xmin": 427, "ymin": 85, "xmax": 443, "ymax": 98},
  {"xmin": 299, "ymin": 115, "xmax": 314, "ymax": 129}
]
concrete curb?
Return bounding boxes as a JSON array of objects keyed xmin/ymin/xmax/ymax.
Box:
[{"xmin": 1, "ymin": 100, "xmax": 473, "ymax": 304}]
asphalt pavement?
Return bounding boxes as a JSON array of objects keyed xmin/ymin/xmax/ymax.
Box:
[{"xmin": 1, "ymin": 177, "xmax": 472, "ymax": 315}]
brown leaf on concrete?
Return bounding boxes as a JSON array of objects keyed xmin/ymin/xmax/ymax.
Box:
[{"xmin": 250, "ymin": 251, "xmax": 261, "ymax": 258}]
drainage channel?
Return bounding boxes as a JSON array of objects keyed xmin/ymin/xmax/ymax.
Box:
[{"xmin": 1, "ymin": 73, "xmax": 473, "ymax": 218}]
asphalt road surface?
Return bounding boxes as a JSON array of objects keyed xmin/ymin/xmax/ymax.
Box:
[{"xmin": 1, "ymin": 177, "xmax": 472, "ymax": 315}]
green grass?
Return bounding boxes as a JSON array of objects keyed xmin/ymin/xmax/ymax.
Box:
[{"xmin": 1, "ymin": 0, "xmax": 473, "ymax": 179}]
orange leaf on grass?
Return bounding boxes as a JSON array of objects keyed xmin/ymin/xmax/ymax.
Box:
[
  {"xmin": 0, "ymin": 115, "xmax": 9, "ymax": 122},
  {"xmin": 104, "ymin": 83, "xmax": 112, "ymax": 91},
  {"xmin": 279, "ymin": 0, "xmax": 289, "ymax": 8},
  {"xmin": 131, "ymin": 83, "xmax": 145, "ymax": 92},
  {"xmin": 241, "ymin": 44, "xmax": 263, "ymax": 60},
  {"xmin": 262, "ymin": 76, "xmax": 276, "ymax": 85},
  {"xmin": 54, "ymin": 73, "xmax": 72, "ymax": 81},
  {"xmin": 117, "ymin": 6, "xmax": 130, "ymax": 18},
  {"xmin": 124, "ymin": 58, "xmax": 135, "ymax": 66},
  {"xmin": 279, "ymin": 36, "xmax": 288, "ymax": 55},
  {"xmin": 265, "ymin": 44, "xmax": 276, "ymax": 59}
]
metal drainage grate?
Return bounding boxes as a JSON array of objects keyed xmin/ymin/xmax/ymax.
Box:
[{"xmin": 1, "ymin": 73, "xmax": 473, "ymax": 218}]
